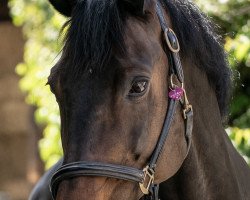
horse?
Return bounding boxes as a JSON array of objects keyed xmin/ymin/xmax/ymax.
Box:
[{"xmin": 29, "ymin": 0, "xmax": 250, "ymax": 199}]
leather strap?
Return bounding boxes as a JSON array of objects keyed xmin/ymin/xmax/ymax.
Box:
[
  {"xmin": 148, "ymin": 99, "xmax": 177, "ymax": 169},
  {"xmin": 50, "ymin": 162, "xmax": 145, "ymax": 199},
  {"xmin": 151, "ymin": 184, "xmax": 159, "ymax": 200},
  {"xmin": 156, "ymin": 1, "xmax": 184, "ymax": 83},
  {"xmin": 184, "ymin": 109, "xmax": 193, "ymax": 156}
]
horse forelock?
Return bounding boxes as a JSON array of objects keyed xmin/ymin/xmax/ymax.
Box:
[{"xmin": 61, "ymin": 1, "xmax": 125, "ymax": 76}]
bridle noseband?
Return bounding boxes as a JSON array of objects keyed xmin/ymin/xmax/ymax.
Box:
[{"xmin": 50, "ymin": 1, "xmax": 194, "ymax": 200}]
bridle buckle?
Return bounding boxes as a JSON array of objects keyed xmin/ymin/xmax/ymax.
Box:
[
  {"xmin": 139, "ymin": 166, "xmax": 155, "ymax": 195},
  {"xmin": 164, "ymin": 28, "xmax": 180, "ymax": 53},
  {"xmin": 183, "ymin": 104, "xmax": 193, "ymax": 119}
]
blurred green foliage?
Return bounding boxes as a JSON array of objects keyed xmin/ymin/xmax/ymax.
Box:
[
  {"xmin": 9, "ymin": 0, "xmax": 250, "ymax": 168},
  {"xmin": 9, "ymin": 0, "xmax": 64, "ymax": 169},
  {"xmin": 196, "ymin": 0, "xmax": 250, "ymax": 164}
]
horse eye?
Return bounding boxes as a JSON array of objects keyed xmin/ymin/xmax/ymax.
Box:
[{"xmin": 129, "ymin": 79, "xmax": 149, "ymax": 96}]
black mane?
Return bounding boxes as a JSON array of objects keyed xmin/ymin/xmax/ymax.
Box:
[{"xmin": 62, "ymin": 0, "xmax": 231, "ymax": 118}]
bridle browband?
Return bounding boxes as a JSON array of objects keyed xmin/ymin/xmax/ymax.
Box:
[{"xmin": 50, "ymin": 1, "xmax": 194, "ymax": 200}]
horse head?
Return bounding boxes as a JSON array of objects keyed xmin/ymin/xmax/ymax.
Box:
[{"xmin": 47, "ymin": 0, "xmax": 191, "ymax": 199}]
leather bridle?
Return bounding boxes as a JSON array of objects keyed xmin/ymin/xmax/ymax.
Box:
[{"xmin": 50, "ymin": 1, "xmax": 194, "ymax": 200}]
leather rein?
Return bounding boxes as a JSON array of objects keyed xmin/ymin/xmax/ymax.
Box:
[{"xmin": 50, "ymin": 1, "xmax": 194, "ymax": 200}]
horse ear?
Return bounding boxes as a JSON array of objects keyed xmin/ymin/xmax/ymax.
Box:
[
  {"xmin": 121, "ymin": 0, "xmax": 155, "ymax": 15},
  {"xmin": 48, "ymin": 0, "xmax": 76, "ymax": 17}
]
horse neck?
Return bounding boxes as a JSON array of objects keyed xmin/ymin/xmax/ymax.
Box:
[{"xmin": 159, "ymin": 60, "xmax": 250, "ymax": 200}]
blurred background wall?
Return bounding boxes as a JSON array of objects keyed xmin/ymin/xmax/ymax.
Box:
[{"xmin": 0, "ymin": 1, "xmax": 42, "ymax": 200}]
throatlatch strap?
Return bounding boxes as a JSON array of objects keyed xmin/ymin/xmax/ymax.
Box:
[
  {"xmin": 151, "ymin": 184, "xmax": 160, "ymax": 200},
  {"xmin": 184, "ymin": 109, "xmax": 193, "ymax": 157}
]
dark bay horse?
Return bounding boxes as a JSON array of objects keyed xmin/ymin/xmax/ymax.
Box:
[{"xmin": 29, "ymin": 0, "xmax": 250, "ymax": 199}]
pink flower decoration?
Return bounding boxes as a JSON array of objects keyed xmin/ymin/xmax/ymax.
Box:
[{"xmin": 169, "ymin": 87, "xmax": 184, "ymax": 100}]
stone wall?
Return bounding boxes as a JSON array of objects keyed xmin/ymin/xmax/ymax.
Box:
[{"xmin": 0, "ymin": 21, "xmax": 41, "ymax": 200}]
